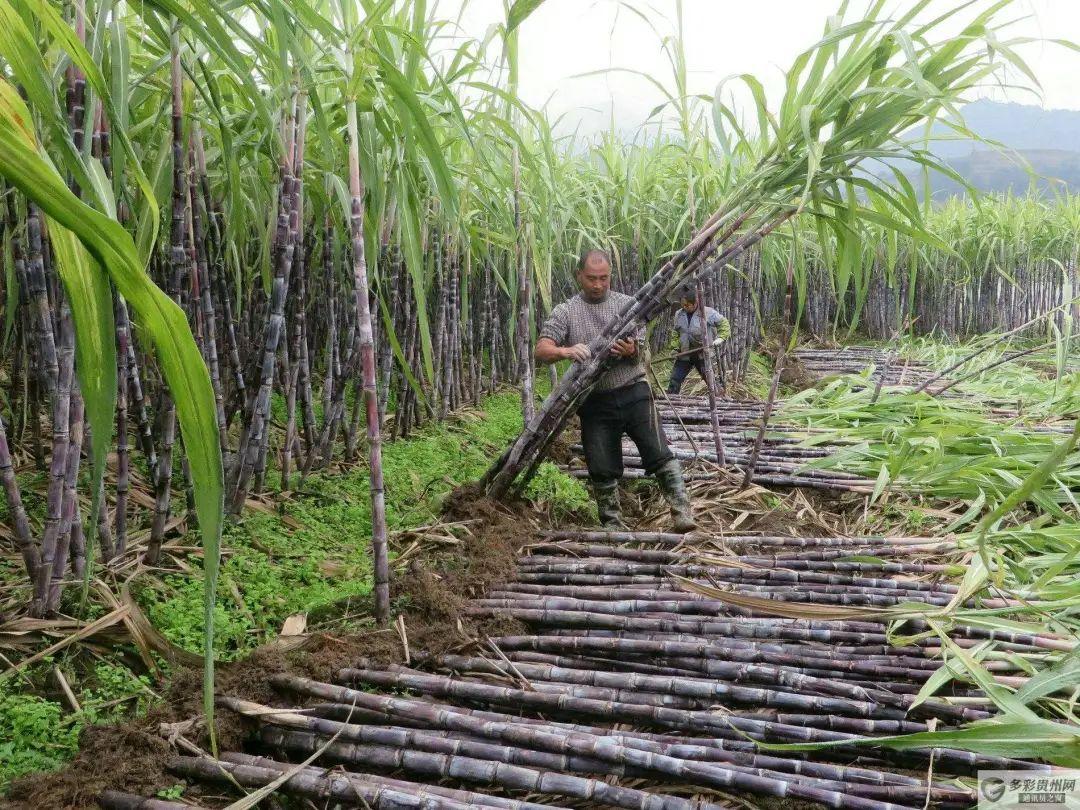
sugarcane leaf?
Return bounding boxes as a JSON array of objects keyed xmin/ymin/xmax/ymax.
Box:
[
  {"xmin": 0, "ymin": 76, "xmax": 118, "ymax": 493},
  {"xmin": 398, "ymin": 182, "xmax": 435, "ymax": 386},
  {"xmin": 909, "ymin": 642, "xmax": 990, "ymax": 710},
  {"xmin": 870, "ymin": 461, "xmax": 890, "ymax": 501},
  {"xmin": 928, "ymin": 618, "xmax": 1040, "ymax": 721},
  {"xmin": 757, "ymin": 719, "xmax": 1080, "ymax": 766},
  {"xmin": 945, "ymin": 488, "xmax": 986, "ymax": 532},
  {"xmin": 976, "ymin": 419, "xmax": 1080, "ymax": 540},
  {"xmin": 1014, "ymin": 654, "xmax": 1080, "ymax": 704},
  {"xmin": 136, "ymin": 115, "xmax": 173, "ymax": 267},
  {"xmin": 141, "ymin": 0, "xmax": 273, "ymax": 127},
  {"xmin": 374, "ymin": 52, "xmax": 458, "ymax": 223},
  {"xmin": 506, "ymin": 0, "xmax": 546, "ymax": 32},
  {"xmin": 0, "ymin": 0, "xmax": 98, "ymax": 206}
]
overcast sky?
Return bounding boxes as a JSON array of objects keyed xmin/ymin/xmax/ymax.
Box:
[{"xmin": 437, "ymin": 0, "xmax": 1080, "ymax": 135}]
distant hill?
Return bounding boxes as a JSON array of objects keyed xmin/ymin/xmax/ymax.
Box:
[
  {"xmin": 891, "ymin": 99, "xmax": 1080, "ymax": 197},
  {"xmin": 919, "ymin": 149, "xmax": 1080, "ymax": 197},
  {"xmin": 929, "ymin": 99, "xmax": 1080, "ymax": 158}
]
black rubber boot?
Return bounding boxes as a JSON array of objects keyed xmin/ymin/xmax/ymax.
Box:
[
  {"xmin": 655, "ymin": 459, "xmax": 697, "ymax": 533},
  {"xmin": 592, "ymin": 479, "xmax": 627, "ymax": 529}
]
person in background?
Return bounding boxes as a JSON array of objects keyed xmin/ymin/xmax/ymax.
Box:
[
  {"xmin": 666, "ymin": 288, "xmax": 730, "ymax": 395},
  {"xmin": 534, "ymin": 249, "xmax": 697, "ymax": 532}
]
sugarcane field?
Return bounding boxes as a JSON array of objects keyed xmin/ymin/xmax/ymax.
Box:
[{"xmin": 6, "ymin": 0, "xmax": 1080, "ymax": 807}]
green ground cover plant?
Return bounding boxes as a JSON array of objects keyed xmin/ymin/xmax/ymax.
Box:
[{"xmin": 0, "ymin": 389, "xmax": 584, "ymax": 791}]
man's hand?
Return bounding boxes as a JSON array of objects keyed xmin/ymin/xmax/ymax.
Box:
[
  {"xmin": 562, "ymin": 343, "xmax": 591, "ymax": 363},
  {"xmin": 611, "ymin": 338, "xmax": 637, "ymax": 358}
]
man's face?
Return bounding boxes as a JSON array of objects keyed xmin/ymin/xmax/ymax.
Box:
[
  {"xmin": 578, "ymin": 259, "xmax": 611, "ymax": 303},
  {"xmin": 680, "ymin": 298, "xmax": 697, "ymax": 314}
]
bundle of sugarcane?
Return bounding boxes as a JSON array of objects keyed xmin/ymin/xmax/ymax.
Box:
[{"xmin": 482, "ymin": 6, "xmax": 1020, "ymax": 497}]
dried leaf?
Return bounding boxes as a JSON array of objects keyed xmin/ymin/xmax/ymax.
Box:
[
  {"xmin": 280, "ymin": 613, "xmax": 308, "ymax": 637},
  {"xmin": 671, "ymin": 573, "xmax": 913, "ymax": 620}
]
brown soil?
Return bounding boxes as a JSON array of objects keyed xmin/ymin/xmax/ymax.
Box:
[
  {"xmin": 4, "ymin": 485, "xmax": 539, "ymax": 810},
  {"xmin": 2, "ymin": 725, "xmax": 173, "ymax": 810},
  {"xmin": 753, "ymin": 337, "xmax": 820, "ymax": 393},
  {"xmin": 778, "ymin": 355, "xmax": 817, "ymax": 391},
  {"xmin": 299, "ymin": 484, "xmax": 532, "ymax": 680}
]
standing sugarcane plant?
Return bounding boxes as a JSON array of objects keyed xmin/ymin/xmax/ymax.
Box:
[
  {"xmin": 0, "ymin": 27, "xmax": 223, "ymax": 751},
  {"xmin": 338, "ymin": 1, "xmax": 390, "ymax": 626},
  {"xmin": 485, "ymin": 2, "xmax": 1021, "ymax": 497},
  {"xmin": 146, "ymin": 22, "xmax": 186, "ymax": 565}
]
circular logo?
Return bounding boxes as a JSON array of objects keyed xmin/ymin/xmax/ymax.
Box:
[{"xmin": 981, "ymin": 777, "xmax": 1008, "ymax": 803}]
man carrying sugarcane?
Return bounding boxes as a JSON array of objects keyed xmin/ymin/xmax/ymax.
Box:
[
  {"xmin": 535, "ymin": 249, "xmax": 697, "ymax": 533},
  {"xmin": 666, "ymin": 287, "xmax": 730, "ymax": 395}
]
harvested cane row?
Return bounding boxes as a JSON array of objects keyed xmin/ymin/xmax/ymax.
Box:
[
  {"xmin": 106, "ymin": 529, "xmax": 1064, "ymax": 809},
  {"xmin": 792, "ymin": 348, "xmax": 944, "ymax": 389},
  {"xmin": 563, "ymin": 394, "xmax": 876, "ymax": 492},
  {"xmin": 787, "ymin": 348, "xmax": 1059, "ymax": 419}
]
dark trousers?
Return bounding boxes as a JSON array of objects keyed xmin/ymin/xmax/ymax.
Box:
[
  {"xmin": 579, "ymin": 381, "xmax": 674, "ymax": 484},
  {"xmin": 667, "ymin": 351, "xmax": 708, "ymax": 394}
]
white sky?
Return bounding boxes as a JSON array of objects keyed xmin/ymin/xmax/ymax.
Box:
[{"xmin": 436, "ymin": 0, "xmax": 1080, "ymax": 135}]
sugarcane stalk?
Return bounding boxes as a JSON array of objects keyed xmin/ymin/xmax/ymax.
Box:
[
  {"xmin": 25, "ymin": 204, "xmax": 59, "ymax": 396},
  {"xmin": 0, "ymin": 406, "xmax": 38, "ymax": 577},
  {"xmin": 230, "ymin": 83, "xmax": 297, "ymax": 512},
  {"xmin": 221, "ymin": 750, "xmax": 552, "ymax": 810},
  {"xmin": 742, "ymin": 256, "xmax": 793, "ymax": 489},
  {"xmin": 49, "ymin": 388, "xmax": 85, "ymax": 609},
  {"xmin": 346, "ymin": 102, "xmax": 390, "ymax": 626},
  {"xmin": 262, "ymin": 724, "xmax": 714, "ymax": 810},
  {"xmin": 536, "ymin": 529, "xmax": 945, "ymax": 547},
  {"xmin": 512, "ymin": 148, "xmax": 534, "ymax": 425},
  {"xmin": 421, "ymin": 653, "xmax": 980, "ymax": 721},
  {"xmin": 189, "ymin": 128, "xmax": 226, "ymax": 451},
  {"xmin": 275, "ymin": 674, "xmax": 912, "ymax": 809},
  {"xmin": 485, "ymin": 206, "xmax": 789, "ymax": 497},
  {"xmin": 223, "ymin": 695, "xmax": 630, "ymax": 779},
  {"xmin": 124, "ymin": 322, "xmax": 156, "ymax": 470},
  {"xmin": 113, "ymin": 295, "xmax": 130, "ymax": 556},
  {"xmin": 167, "ymin": 755, "xmax": 477, "ymax": 810},
  {"xmin": 31, "ymin": 296, "xmax": 75, "ymax": 618},
  {"xmin": 696, "ymin": 282, "xmax": 725, "ymax": 462},
  {"xmin": 146, "ymin": 26, "xmax": 186, "ymax": 563}
]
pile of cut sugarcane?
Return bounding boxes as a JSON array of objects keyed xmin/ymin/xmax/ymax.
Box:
[
  {"xmin": 104, "ymin": 528, "xmax": 1067, "ymax": 809},
  {"xmin": 562, "ymin": 394, "xmax": 876, "ymax": 492},
  {"xmin": 793, "ymin": 348, "xmax": 945, "ymax": 389}
]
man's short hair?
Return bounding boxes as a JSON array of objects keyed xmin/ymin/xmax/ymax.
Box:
[
  {"xmin": 577, "ymin": 249, "xmax": 610, "ymax": 272},
  {"xmin": 679, "ymin": 286, "xmax": 697, "ymax": 302}
]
